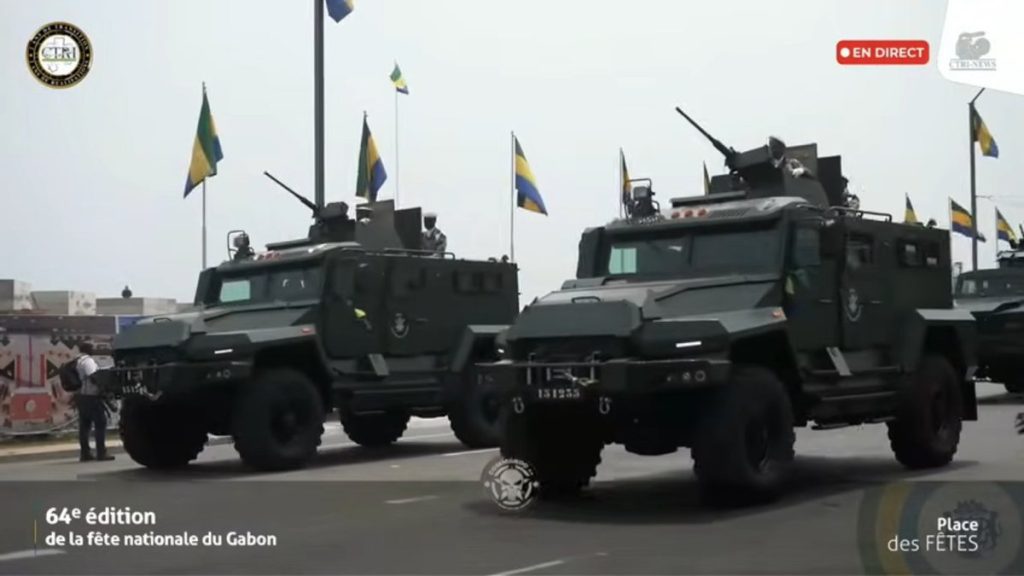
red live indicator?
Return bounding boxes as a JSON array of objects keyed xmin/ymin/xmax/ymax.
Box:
[{"xmin": 836, "ymin": 40, "xmax": 929, "ymax": 65}]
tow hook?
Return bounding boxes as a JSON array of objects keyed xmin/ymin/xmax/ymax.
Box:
[
  {"xmin": 512, "ymin": 396, "xmax": 525, "ymax": 414},
  {"xmin": 599, "ymin": 396, "xmax": 612, "ymax": 415}
]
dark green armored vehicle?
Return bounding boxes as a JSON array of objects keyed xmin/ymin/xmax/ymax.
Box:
[
  {"xmin": 955, "ymin": 250, "xmax": 1024, "ymax": 393},
  {"xmin": 480, "ymin": 109, "xmax": 977, "ymax": 503},
  {"xmin": 104, "ymin": 190, "xmax": 517, "ymax": 471}
]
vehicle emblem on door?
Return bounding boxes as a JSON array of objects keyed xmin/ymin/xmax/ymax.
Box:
[
  {"xmin": 845, "ymin": 287, "xmax": 863, "ymax": 322},
  {"xmin": 391, "ymin": 312, "xmax": 410, "ymax": 338}
]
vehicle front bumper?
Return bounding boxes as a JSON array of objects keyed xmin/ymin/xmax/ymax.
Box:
[
  {"xmin": 478, "ymin": 357, "xmax": 731, "ymax": 404},
  {"xmin": 98, "ymin": 360, "xmax": 253, "ymax": 397}
]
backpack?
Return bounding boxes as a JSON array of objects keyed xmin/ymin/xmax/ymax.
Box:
[{"xmin": 59, "ymin": 355, "xmax": 84, "ymax": 393}]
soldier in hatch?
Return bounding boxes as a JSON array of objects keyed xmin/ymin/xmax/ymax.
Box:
[{"xmin": 421, "ymin": 212, "xmax": 447, "ymax": 255}]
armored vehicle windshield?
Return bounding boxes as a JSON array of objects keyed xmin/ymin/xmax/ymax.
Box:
[
  {"xmin": 600, "ymin": 221, "xmax": 783, "ymax": 279},
  {"xmin": 209, "ymin": 263, "xmax": 324, "ymax": 306},
  {"xmin": 955, "ymin": 270, "xmax": 1024, "ymax": 298}
]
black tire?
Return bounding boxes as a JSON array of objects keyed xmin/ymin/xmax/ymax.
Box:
[
  {"xmin": 232, "ymin": 368, "xmax": 325, "ymax": 471},
  {"xmin": 500, "ymin": 408, "xmax": 603, "ymax": 497},
  {"xmin": 691, "ymin": 365, "xmax": 796, "ymax": 505},
  {"xmin": 449, "ymin": 370, "xmax": 506, "ymax": 448},
  {"xmin": 887, "ymin": 355, "xmax": 963, "ymax": 469},
  {"xmin": 120, "ymin": 396, "xmax": 208, "ymax": 470},
  {"xmin": 340, "ymin": 412, "xmax": 409, "ymax": 447}
]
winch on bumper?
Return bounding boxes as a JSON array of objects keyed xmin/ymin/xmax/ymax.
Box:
[
  {"xmin": 100, "ymin": 360, "xmax": 253, "ymax": 398},
  {"xmin": 480, "ymin": 356, "xmax": 731, "ymax": 413}
]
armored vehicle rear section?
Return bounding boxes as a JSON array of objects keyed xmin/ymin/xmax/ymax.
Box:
[
  {"xmin": 955, "ymin": 252, "xmax": 1024, "ymax": 393},
  {"xmin": 480, "ymin": 117, "xmax": 976, "ymax": 504},
  {"xmin": 104, "ymin": 199, "xmax": 518, "ymax": 471}
]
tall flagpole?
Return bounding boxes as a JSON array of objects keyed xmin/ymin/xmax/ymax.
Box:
[
  {"xmin": 395, "ymin": 87, "xmax": 400, "ymax": 207},
  {"xmin": 969, "ymin": 87, "xmax": 985, "ymax": 271},
  {"xmin": 314, "ymin": 0, "xmax": 325, "ymax": 209},
  {"xmin": 510, "ymin": 131, "xmax": 515, "ymax": 262},
  {"xmin": 201, "ymin": 81, "xmax": 208, "ymax": 270},
  {"xmin": 202, "ymin": 180, "xmax": 207, "ymax": 269}
]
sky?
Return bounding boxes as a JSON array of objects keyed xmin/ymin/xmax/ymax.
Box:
[{"xmin": 2, "ymin": 0, "xmax": 1022, "ymax": 305}]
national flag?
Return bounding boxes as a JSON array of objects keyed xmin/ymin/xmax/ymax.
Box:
[
  {"xmin": 356, "ymin": 114, "xmax": 387, "ymax": 202},
  {"xmin": 996, "ymin": 207, "xmax": 1017, "ymax": 244},
  {"xmin": 972, "ymin": 108, "xmax": 999, "ymax": 158},
  {"xmin": 904, "ymin": 194, "xmax": 918, "ymax": 224},
  {"xmin": 390, "ymin": 62, "xmax": 409, "ymax": 95},
  {"xmin": 620, "ymin": 149, "xmax": 630, "ymax": 207},
  {"xmin": 514, "ymin": 136, "xmax": 547, "ymax": 215},
  {"xmin": 703, "ymin": 162, "xmax": 711, "ymax": 195},
  {"xmin": 183, "ymin": 88, "xmax": 224, "ymax": 198},
  {"xmin": 950, "ymin": 199, "xmax": 976, "ymax": 239},
  {"xmin": 325, "ymin": 0, "xmax": 354, "ymax": 22}
]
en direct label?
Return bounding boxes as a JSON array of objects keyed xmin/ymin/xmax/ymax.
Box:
[{"xmin": 837, "ymin": 40, "xmax": 930, "ymax": 65}]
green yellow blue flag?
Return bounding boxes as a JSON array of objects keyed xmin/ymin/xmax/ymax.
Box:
[
  {"xmin": 996, "ymin": 207, "xmax": 1016, "ymax": 244},
  {"xmin": 972, "ymin": 108, "xmax": 999, "ymax": 158},
  {"xmin": 325, "ymin": 0, "xmax": 354, "ymax": 22},
  {"xmin": 514, "ymin": 136, "xmax": 547, "ymax": 215},
  {"xmin": 356, "ymin": 114, "xmax": 387, "ymax": 202},
  {"xmin": 904, "ymin": 194, "xmax": 918, "ymax": 224},
  {"xmin": 950, "ymin": 199, "xmax": 977, "ymax": 240},
  {"xmin": 390, "ymin": 62, "xmax": 409, "ymax": 95},
  {"xmin": 184, "ymin": 88, "xmax": 223, "ymax": 198}
]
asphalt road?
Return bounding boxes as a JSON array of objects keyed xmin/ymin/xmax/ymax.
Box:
[{"xmin": 1, "ymin": 385, "xmax": 1023, "ymax": 575}]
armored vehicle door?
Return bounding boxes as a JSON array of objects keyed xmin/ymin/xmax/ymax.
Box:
[
  {"xmin": 322, "ymin": 255, "xmax": 386, "ymax": 358},
  {"xmin": 839, "ymin": 224, "xmax": 890, "ymax": 350},
  {"xmin": 383, "ymin": 257, "xmax": 450, "ymax": 356},
  {"xmin": 784, "ymin": 220, "xmax": 840, "ymax": 351}
]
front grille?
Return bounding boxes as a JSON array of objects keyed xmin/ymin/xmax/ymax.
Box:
[
  {"xmin": 114, "ymin": 347, "xmax": 180, "ymax": 368},
  {"xmin": 514, "ymin": 337, "xmax": 628, "ymax": 363}
]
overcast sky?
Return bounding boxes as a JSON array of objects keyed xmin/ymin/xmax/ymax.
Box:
[{"xmin": 2, "ymin": 0, "xmax": 1022, "ymax": 304}]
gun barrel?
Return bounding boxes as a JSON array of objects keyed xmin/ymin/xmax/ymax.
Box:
[
  {"xmin": 674, "ymin": 107, "xmax": 736, "ymax": 161},
  {"xmin": 263, "ymin": 171, "xmax": 319, "ymax": 215}
]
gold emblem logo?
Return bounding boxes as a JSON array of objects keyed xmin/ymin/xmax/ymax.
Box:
[{"xmin": 26, "ymin": 22, "xmax": 92, "ymax": 89}]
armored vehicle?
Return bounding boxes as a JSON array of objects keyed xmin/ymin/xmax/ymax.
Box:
[
  {"xmin": 955, "ymin": 247, "xmax": 1024, "ymax": 393},
  {"xmin": 103, "ymin": 177, "xmax": 517, "ymax": 471},
  {"xmin": 480, "ymin": 109, "xmax": 977, "ymax": 504}
]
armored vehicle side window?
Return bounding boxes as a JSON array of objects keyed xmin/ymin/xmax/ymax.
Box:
[
  {"xmin": 269, "ymin": 267, "xmax": 321, "ymax": 301},
  {"xmin": 689, "ymin": 228, "xmax": 780, "ymax": 271},
  {"xmin": 608, "ymin": 247, "xmax": 639, "ymax": 274},
  {"xmin": 219, "ymin": 279, "xmax": 251, "ymax": 303},
  {"xmin": 790, "ymin": 226, "xmax": 820, "ymax": 268},
  {"xmin": 924, "ymin": 243, "xmax": 940, "ymax": 268},
  {"xmin": 846, "ymin": 235, "xmax": 874, "ymax": 270},
  {"xmin": 898, "ymin": 241, "xmax": 922, "ymax": 267},
  {"xmin": 957, "ymin": 279, "xmax": 978, "ymax": 296}
]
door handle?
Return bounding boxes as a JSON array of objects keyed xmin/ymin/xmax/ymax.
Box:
[
  {"xmin": 818, "ymin": 299, "xmax": 834, "ymax": 304},
  {"xmin": 414, "ymin": 317, "xmax": 428, "ymax": 324}
]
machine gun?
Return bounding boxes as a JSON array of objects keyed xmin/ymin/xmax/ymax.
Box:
[
  {"xmin": 260, "ymin": 171, "xmax": 422, "ymax": 252},
  {"xmin": 674, "ymin": 105, "xmax": 845, "ymax": 208}
]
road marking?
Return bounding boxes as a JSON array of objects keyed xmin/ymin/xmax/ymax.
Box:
[
  {"xmin": 0, "ymin": 549, "xmax": 65, "ymax": 562},
  {"xmin": 491, "ymin": 552, "xmax": 608, "ymax": 576},
  {"xmin": 442, "ymin": 447, "xmax": 499, "ymax": 457},
  {"xmin": 320, "ymin": 431, "xmax": 454, "ymax": 450},
  {"xmin": 385, "ymin": 495, "xmax": 439, "ymax": 505},
  {"xmin": 490, "ymin": 559, "xmax": 566, "ymax": 576}
]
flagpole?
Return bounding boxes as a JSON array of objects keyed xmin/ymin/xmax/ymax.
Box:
[
  {"xmin": 314, "ymin": 0, "xmax": 325, "ymax": 209},
  {"xmin": 202, "ymin": 180, "xmax": 207, "ymax": 269},
  {"xmin": 395, "ymin": 86, "xmax": 400, "ymax": 207},
  {"xmin": 201, "ymin": 81, "xmax": 208, "ymax": 270},
  {"xmin": 969, "ymin": 88, "xmax": 985, "ymax": 270},
  {"xmin": 618, "ymin": 149, "xmax": 623, "ymax": 219},
  {"xmin": 510, "ymin": 131, "xmax": 515, "ymax": 263}
]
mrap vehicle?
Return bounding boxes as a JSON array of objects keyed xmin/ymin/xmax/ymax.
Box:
[
  {"xmin": 955, "ymin": 246, "xmax": 1024, "ymax": 394},
  {"xmin": 480, "ymin": 108, "xmax": 977, "ymax": 504},
  {"xmin": 104, "ymin": 183, "xmax": 517, "ymax": 471}
]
